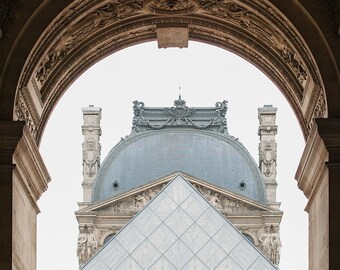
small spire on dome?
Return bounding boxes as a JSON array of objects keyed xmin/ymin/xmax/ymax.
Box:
[{"xmin": 174, "ymin": 91, "xmax": 186, "ymax": 108}]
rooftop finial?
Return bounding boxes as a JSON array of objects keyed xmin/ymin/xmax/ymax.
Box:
[{"xmin": 174, "ymin": 92, "xmax": 186, "ymax": 108}]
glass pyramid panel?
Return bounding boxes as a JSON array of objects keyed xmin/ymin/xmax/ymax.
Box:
[{"xmin": 81, "ymin": 174, "xmax": 277, "ymax": 269}]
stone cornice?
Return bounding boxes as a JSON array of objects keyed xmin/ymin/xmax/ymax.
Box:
[
  {"xmin": 294, "ymin": 119, "xmax": 340, "ymax": 211},
  {"xmin": 12, "ymin": 126, "xmax": 50, "ymax": 213}
]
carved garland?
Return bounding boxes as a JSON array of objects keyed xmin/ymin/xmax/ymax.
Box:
[{"xmin": 34, "ymin": 1, "xmax": 144, "ymax": 86}]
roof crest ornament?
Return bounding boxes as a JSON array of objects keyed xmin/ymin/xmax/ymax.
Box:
[{"xmin": 131, "ymin": 97, "xmax": 229, "ymax": 135}]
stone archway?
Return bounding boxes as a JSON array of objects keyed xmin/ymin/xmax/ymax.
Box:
[
  {"xmin": 12, "ymin": 0, "xmax": 327, "ymax": 143},
  {"xmin": 0, "ymin": 1, "xmax": 339, "ymax": 270}
]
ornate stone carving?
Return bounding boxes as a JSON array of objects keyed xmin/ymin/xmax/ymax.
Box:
[
  {"xmin": 35, "ymin": 0, "xmax": 144, "ymax": 85},
  {"xmin": 77, "ymin": 226, "xmax": 98, "ymax": 267},
  {"xmin": 259, "ymin": 138, "xmax": 276, "ymax": 177},
  {"xmin": 307, "ymin": 89, "xmax": 327, "ymax": 131},
  {"xmin": 98, "ymin": 226, "xmax": 121, "ymax": 246},
  {"xmin": 132, "ymin": 97, "xmax": 228, "ymax": 134},
  {"xmin": 98, "ymin": 186, "xmax": 162, "ymax": 213},
  {"xmin": 97, "ymin": 180, "xmax": 262, "ymax": 215},
  {"xmin": 164, "ymin": 95, "xmax": 196, "ymax": 124},
  {"xmin": 198, "ymin": 0, "xmax": 308, "ymax": 86},
  {"xmin": 145, "ymin": 0, "xmax": 200, "ymax": 14},
  {"xmin": 193, "ymin": 183, "xmax": 260, "ymax": 213},
  {"xmin": 83, "ymin": 138, "xmax": 100, "ymax": 177},
  {"xmin": 15, "ymin": 90, "xmax": 38, "ymax": 139},
  {"xmin": 258, "ymin": 225, "xmax": 281, "ymax": 266}
]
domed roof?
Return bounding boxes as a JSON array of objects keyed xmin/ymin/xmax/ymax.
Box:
[
  {"xmin": 92, "ymin": 97, "xmax": 266, "ymax": 203},
  {"xmin": 92, "ymin": 129, "xmax": 266, "ymax": 203}
]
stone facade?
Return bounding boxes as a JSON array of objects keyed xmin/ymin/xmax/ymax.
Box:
[
  {"xmin": 75, "ymin": 103, "xmax": 283, "ymax": 268},
  {"xmin": 1, "ymin": 1, "xmax": 339, "ymax": 269}
]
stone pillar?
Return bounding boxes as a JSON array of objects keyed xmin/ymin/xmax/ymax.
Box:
[
  {"xmin": 258, "ymin": 105, "xmax": 278, "ymax": 203},
  {"xmin": 295, "ymin": 118, "xmax": 340, "ymax": 270},
  {"xmin": 81, "ymin": 106, "xmax": 102, "ymax": 203},
  {"xmin": 0, "ymin": 121, "xmax": 50, "ymax": 270},
  {"xmin": 0, "ymin": 121, "xmax": 24, "ymax": 270}
]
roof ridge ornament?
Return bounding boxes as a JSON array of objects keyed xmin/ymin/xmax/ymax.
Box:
[{"xmin": 131, "ymin": 98, "xmax": 229, "ymax": 135}]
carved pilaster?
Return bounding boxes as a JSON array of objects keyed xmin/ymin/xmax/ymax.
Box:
[
  {"xmin": 296, "ymin": 119, "xmax": 340, "ymax": 269},
  {"xmin": 0, "ymin": 121, "xmax": 25, "ymax": 270},
  {"xmin": 258, "ymin": 105, "xmax": 278, "ymax": 203},
  {"xmin": 81, "ymin": 106, "xmax": 102, "ymax": 202},
  {"xmin": 0, "ymin": 122, "xmax": 50, "ymax": 270}
]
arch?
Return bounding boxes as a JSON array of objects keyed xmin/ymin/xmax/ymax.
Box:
[
  {"xmin": 0, "ymin": 1, "xmax": 339, "ymax": 270},
  {"xmin": 2, "ymin": 0, "xmax": 336, "ymax": 144}
]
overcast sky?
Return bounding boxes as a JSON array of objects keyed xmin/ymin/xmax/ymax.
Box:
[{"xmin": 38, "ymin": 41, "xmax": 308, "ymax": 270}]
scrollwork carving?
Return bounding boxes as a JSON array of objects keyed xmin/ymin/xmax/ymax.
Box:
[
  {"xmin": 15, "ymin": 91, "xmax": 38, "ymax": 139},
  {"xmin": 132, "ymin": 98, "xmax": 229, "ymax": 134},
  {"xmin": 259, "ymin": 138, "xmax": 276, "ymax": 177},
  {"xmin": 35, "ymin": 0, "xmax": 143, "ymax": 85},
  {"xmin": 145, "ymin": 0, "xmax": 200, "ymax": 14},
  {"xmin": 83, "ymin": 138, "xmax": 100, "ymax": 177},
  {"xmin": 199, "ymin": 0, "xmax": 308, "ymax": 86}
]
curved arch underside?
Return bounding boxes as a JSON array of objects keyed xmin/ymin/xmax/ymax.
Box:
[{"xmin": 6, "ymin": 0, "xmax": 332, "ymax": 142}]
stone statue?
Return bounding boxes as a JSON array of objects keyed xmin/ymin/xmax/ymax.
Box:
[
  {"xmin": 86, "ymin": 227, "xmax": 98, "ymax": 261},
  {"xmin": 258, "ymin": 226, "xmax": 281, "ymax": 265},
  {"xmin": 271, "ymin": 227, "xmax": 282, "ymax": 265},
  {"xmin": 135, "ymin": 193, "xmax": 147, "ymax": 209},
  {"xmin": 208, "ymin": 191, "xmax": 222, "ymax": 208},
  {"xmin": 259, "ymin": 226, "xmax": 272, "ymax": 260},
  {"xmin": 76, "ymin": 226, "xmax": 98, "ymax": 267},
  {"xmin": 76, "ymin": 227, "xmax": 88, "ymax": 266}
]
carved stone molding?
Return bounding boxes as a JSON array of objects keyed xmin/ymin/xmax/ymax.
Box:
[
  {"xmin": 145, "ymin": 0, "xmax": 200, "ymax": 14},
  {"xmin": 15, "ymin": 0, "xmax": 326, "ymax": 142},
  {"xmin": 94, "ymin": 179, "xmax": 271, "ymax": 215},
  {"xmin": 14, "ymin": 88, "xmax": 39, "ymax": 140}
]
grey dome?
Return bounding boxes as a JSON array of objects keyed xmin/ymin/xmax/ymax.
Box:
[{"xmin": 92, "ymin": 129, "xmax": 266, "ymax": 203}]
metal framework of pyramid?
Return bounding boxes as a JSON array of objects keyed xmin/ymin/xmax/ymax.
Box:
[{"xmin": 81, "ymin": 174, "xmax": 276, "ymax": 269}]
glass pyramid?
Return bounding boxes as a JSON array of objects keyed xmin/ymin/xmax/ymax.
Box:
[{"xmin": 81, "ymin": 174, "xmax": 277, "ymax": 269}]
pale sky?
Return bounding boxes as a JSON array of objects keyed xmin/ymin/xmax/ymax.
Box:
[{"xmin": 38, "ymin": 41, "xmax": 308, "ymax": 270}]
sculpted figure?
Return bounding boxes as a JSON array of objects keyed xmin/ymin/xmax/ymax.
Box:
[
  {"xmin": 86, "ymin": 227, "xmax": 98, "ymax": 261},
  {"xmin": 271, "ymin": 227, "xmax": 282, "ymax": 265},
  {"xmin": 77, "ymin": 226, "xmax": 98, "ymax": 266},
  {"xmin": 135, "ymin": 193, "xmax": 147, "ymax": 209},
  {"xmin": 76, "ymin": 227, "xmax": 87, "ymax": 266},
  {"xmin": 259, "ymin": 226, "xmax": 272, "ymax": 260},
  {"xmin": 258, "ymin": 226, "xmax": 281, "ymax": 265},
  {"xmin": 209, "ymin": 192, "xmax": 222, "ymax": 208}
]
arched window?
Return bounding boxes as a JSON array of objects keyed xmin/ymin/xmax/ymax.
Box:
[
  {"xmin": 103, "ymin": 233, "xmax": 115, "ymax": 245},
  {"xmin": 243, "ymin": 233, "xmax": 255, "ymax": 245}
]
